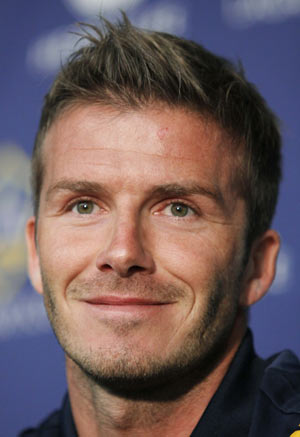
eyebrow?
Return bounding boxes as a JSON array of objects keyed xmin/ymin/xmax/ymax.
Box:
[
  {"xmin": 45, "ymin": 180, "xmax": 110, "ymax": 202},
  {"xmin": 151, "ymin": 183, "xmax": 225, "ymax": 208},
  {"xmin": 45, "ymin": 179, "xmax": 225, "ymax": 208}
]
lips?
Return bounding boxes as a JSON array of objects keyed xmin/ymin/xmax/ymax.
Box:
[
  {"xmin": 83, "ymin": 296, "xmax": 170, "ymax": 306},
  {"xmin": 77, "ymin": 294, "xmax": 176, "ymax": 322}
]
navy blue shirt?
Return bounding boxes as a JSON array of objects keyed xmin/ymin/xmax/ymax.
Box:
[{"xmin": 19, "ymin": 330, "xmax": 300, "ymax": 436}]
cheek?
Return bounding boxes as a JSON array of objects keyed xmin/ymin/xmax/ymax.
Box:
[
  {"xmin": 152, "ymin": 226, "xmax": 245, "ymax": 322},
  {"xmin": 38, "ymin": 222, "xmax": 101, "ymax": 288},
  {"xmin": 153, "ymin": 228, "xmax": 235, "ymax": 285}
]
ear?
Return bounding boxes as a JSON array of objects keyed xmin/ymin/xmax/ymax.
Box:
[
  {"xmin": 26, "ymin": 216, "xmax": 43, "ymax": 295},
  {"xmin": 239, "ymin": 229, "xmax": 280, "ymax": 308}
]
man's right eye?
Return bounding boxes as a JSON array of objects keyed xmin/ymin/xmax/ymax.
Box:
[{"xmin": 72, "ymin": 200, "xmax": 99, "ymax": 215}]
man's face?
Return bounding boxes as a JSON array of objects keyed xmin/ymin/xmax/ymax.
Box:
[{"xmin": 28, "ymin": 104, "xmax": 248, "ymax": 389}]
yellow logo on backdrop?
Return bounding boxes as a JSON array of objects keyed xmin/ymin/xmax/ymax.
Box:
[{"xmin": 0, "ymin": 143, "xmax": 32, "ymax": 304}]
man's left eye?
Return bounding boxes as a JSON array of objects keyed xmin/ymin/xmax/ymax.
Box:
[
  {"xmin": 72, "ymin": 200, "xmax": 98, "ymax": 215},
  {"xmin": 166, "ymin": 203, "xmax": 195, "ymax": 217}
]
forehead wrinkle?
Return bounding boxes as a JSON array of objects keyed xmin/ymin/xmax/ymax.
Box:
[{"xmin": 68, "ymin": 146, "xmax": 214, "ymax": 163}]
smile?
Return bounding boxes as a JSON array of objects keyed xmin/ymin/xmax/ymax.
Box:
[
  {"xmin": 83, "ymin": 296, "xmax": 170, "ymax": 305},
  {"xmin": 79, "ymin": 296, "xmax": 174, "ymax": 318}
]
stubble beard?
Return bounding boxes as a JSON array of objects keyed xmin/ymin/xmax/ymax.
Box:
[{"xmin": 41, "ymin": 266, "xmax": 244, "ymax": 397}]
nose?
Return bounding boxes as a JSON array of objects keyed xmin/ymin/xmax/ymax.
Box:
[{"xmin": 95, "ymin": 217, "xmax": 155, "ymax": 277}]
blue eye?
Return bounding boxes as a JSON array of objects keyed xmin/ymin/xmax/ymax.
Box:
[{"xmin": 73, "ymin": 200, "xmax": 95, "ymax": 214}]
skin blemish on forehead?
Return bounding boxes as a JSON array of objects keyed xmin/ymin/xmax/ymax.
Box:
[{"xmin": 157, "ymin": 127, "xmax": 169, "ymax": 140}]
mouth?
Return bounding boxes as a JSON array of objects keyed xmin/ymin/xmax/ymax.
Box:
[
  {"xmin": 84, "ymin": 296, "xmax": 170, "ymax": 306},
  {"xmin": 79, "ymin": 295, "xmax": 174, "ymax": 318}
]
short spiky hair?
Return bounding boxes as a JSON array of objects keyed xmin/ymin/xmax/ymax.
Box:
[{"xmin": 32, "ymin": 13, "xmax": 281, "ymax": 246}]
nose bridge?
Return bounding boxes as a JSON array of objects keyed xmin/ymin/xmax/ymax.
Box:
[
  {"xmin": 111, "ymin": 211, "xmax": 142, "ymax": 255},
  {"xmin": 95, "ymin": 203, "xmax": 155, "ymax": 276}
]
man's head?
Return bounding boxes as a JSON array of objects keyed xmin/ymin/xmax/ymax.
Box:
[
  {"xmin": 26, "ymin": 15, "xmax": 281, "ymax": 393},
  {"xmin": 31, "ymin": 13, "xmax": 281, "ymax": 248}
]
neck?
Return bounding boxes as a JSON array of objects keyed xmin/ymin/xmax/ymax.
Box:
[{"xmin": 66, "ymin": 316, "xmax": 246, "ymax": 437}]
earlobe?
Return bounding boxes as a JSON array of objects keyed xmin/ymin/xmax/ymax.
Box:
[
  {"xmin": 26, "ymin": 216, "xmax": 43, "ymax": 295},
  {"xmin": 239, "ymin": 230, "xmax": 280, "ymax": 308}
]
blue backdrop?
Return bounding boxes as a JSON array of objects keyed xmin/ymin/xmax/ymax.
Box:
[{"xmin": 0, "ymin": 1, "xmax": 299, "ymax": 436}]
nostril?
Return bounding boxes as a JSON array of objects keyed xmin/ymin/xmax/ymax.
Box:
[
  {"xmin": 100, "ymin": 264, "xmax": 113, "ymax": 272},
  {"xmin": 98, "ymin": 263, "xmax": 145, "ymax": 276},
  {"xmin": 127, "ymin": 265, "xmax": 146, "ymax": 275},
  {"xmin": 96, "ymin": 246, "xmax": 155, "ymax": 277}
]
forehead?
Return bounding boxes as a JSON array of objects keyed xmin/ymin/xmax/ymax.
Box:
[{"xmin": 41, "ymin": 103, "xmax": 237, "ymax": 194}]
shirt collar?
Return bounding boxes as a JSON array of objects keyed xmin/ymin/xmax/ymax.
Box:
[
  {"xmin": 61, "ymin": 394, "xmax": 78, "ymax": 437},
  {"xmin": 191, "ymin": 329, "xmax": 267, "ymax": 436}
]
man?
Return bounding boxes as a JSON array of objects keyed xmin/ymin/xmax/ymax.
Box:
[{"xmin": 20, "ymin": 13, "xmax": 300, "ymax": 437}]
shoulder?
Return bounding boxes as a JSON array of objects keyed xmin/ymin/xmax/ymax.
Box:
[
  {"xmin": 18, "ymin": 408, "xmax": 61, "ymax": 437},
  {"xmin": 250, "ymin": 350, "xmax": 300, "ymax": 436},
  {"xmin": 262, "ymin": 349, "xmax": 300, "ymax": 411}
]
